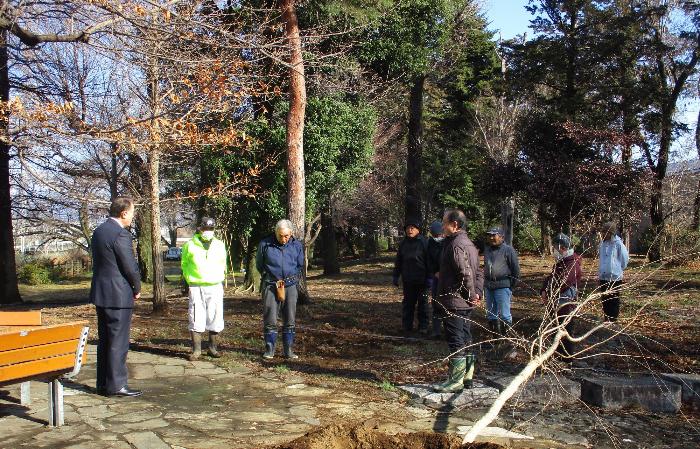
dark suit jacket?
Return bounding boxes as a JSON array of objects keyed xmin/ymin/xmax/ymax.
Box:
[{"xmin": 90, "ymin": 218, "xmax": 141, "ymax": 308}]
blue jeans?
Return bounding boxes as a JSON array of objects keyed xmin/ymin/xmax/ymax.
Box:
[{"xmin": 485, "ymin": 287, "xmax": 512, "ymax": 323}]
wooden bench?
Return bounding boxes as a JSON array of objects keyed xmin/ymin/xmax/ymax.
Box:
[{"xmin": 0, "ymin": 315, "xmax": 89, "ymax": 426}]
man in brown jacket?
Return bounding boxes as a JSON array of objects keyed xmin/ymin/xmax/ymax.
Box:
[{"xmin": 433, "ymin": 209, "xmax": 483, "ymax": 392}]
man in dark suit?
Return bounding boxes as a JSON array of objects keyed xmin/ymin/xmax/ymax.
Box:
[{"xmin": 90, "ymin": 196, "xmax": 142, "ymax": 397}]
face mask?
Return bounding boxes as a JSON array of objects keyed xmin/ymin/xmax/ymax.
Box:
[
  {"xmin": 554, "ymin": 248, "xmax": 573, "ymax": 261},
  {"xmin": 201, "ymin": 230, "xmax": 215, "ymax": 241}
]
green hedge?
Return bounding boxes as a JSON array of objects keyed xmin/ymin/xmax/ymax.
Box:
[{"xmin": 18, "ymin": 263, "xmax": 53, "ymax": 285}]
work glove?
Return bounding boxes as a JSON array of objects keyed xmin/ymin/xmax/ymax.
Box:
[{"xmin": 392, "ymin": 275, "xmax": 400, "ymax": 287}]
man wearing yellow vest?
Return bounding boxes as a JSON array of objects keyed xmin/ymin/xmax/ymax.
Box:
[{"xmin": 181, "ymin": 217, "xmax": 227, "ymax": 361}]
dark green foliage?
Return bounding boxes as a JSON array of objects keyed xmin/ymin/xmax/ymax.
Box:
[
  {"xmin": 357, "ymin": 0, "xmax": 454, "ymax": 79},
  {"xmin": 18, "ymin": 262, "xmax": 52, "ymax": 285},
  {"xmin": 190, "ymin": 95, "xmax": 376, "ymax": 249}
]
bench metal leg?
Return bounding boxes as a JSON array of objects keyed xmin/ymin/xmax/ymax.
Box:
[
  {"xmin": 20, "ymin": 382, "xmax": 31, "ymax": 406},
  {"xmin": 48, "ymin": 379, "xmax": 64, "ymax": 426}
]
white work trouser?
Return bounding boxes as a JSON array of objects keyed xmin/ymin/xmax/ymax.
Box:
[{"xmin": 188, "ymin": 283, "xmax": 225, "ymax": 333}]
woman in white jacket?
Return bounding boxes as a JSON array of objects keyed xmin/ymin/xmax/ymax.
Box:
[{"xmin": 598, "ymin": 222, "xmax": 629, "ymax": 322}]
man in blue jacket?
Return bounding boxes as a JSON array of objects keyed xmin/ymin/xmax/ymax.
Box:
[
  {"xmin": 256, "ymin": 219, "xmax": 305, "ymax": 359},
  {"xmin": 90, "ymin": 197, "xmax": 142, "ymax": 397},
  {"xmin": 598, "ymin": 222, "xmax": 629, "ymax": 322}
]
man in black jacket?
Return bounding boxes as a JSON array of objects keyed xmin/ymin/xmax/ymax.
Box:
[
  {"xmin": 90, "ymin": 197, "xmax": 142, "ymax": 397},
  {"xmin": 392, "ymin": 218, "xmax": 430, "ymax": 334},
  {"xmin": 433, "ymin": 209, "xmax": 483, "ymax": 393}
]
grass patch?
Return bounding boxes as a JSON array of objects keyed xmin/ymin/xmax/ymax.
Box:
[
  {"xmin": 378, "ymin": 380, "xmax": 396, "ymax": 392},
  {"xmin": 274, "ymin": 364, "xmax": 290, "ymax": 374},
  {"xmin": 391, "ymin": 344, "xmax": 416, "ymax": 357}
]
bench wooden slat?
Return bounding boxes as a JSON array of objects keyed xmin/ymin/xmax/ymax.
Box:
[
  {"xmin": 0, "ymin": 340, "xmax": 79, "ymax": 367},
  {"xmin": 0, "ymin": 311, "xmax": 42, "ymax": 326},
  {"xmin": 0, "ymin": 324, "xmax": 85, "ymax": 352},
  {"xmin": 0, "ymin": 354, "xmax": 75, "ymax": 384}
]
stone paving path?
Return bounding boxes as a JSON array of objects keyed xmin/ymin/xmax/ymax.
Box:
[
  {"xmin": 1, "ymin": 346, "xmax": 548, "ymax": 449},
  {"xmin": 3, "ymin": 345, "xmax": 695, "ymax": 449}
]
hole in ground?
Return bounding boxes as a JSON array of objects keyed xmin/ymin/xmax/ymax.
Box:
[{"xmin": 274, "ymin": 423, "xmax": 505, "ymax": 449}]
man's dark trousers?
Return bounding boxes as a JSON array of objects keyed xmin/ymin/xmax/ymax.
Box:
[
  {"xmin": 599, "ymin": 280, "xmax": 622, "ymax": 322},
  {"xmin": 90, "ymin": 218, "xmax": 141, "ymax": 394},
  {"xmin": 96, "ymin": 307, "xmax": 133, "ymax": 394},
  {"xmin": 402, "ymin": 282, "xmax": 428, "ymax": 332},
  {"xmin": 442, "ymin": 308, "xmax": 473, "ymax": 358}
]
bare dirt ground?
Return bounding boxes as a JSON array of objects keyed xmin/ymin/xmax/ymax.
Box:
[{"xmin": 16, "ymin": 253, "xmax": 700, "ymax": 448}]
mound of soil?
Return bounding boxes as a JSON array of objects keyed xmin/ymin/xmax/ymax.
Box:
[{"xmin": 273, "ymin": 423, "xmax": 505, "ymax": 449}]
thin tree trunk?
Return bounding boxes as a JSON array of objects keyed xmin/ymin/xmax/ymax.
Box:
[
  {"xmin": 241, "ymin": 239, "xmax": 261, "ymax": 294},
  {"xmin": 109, "ymin": 143, "xmax": 119, "ymax": 200},
  {"xmin": 538, "ymin": 204, "xmax": 551, "ymax": 256},
  {"xmin": 321, "ymin": 208, "xmax": 339, "ymax": 275},
  {"xmin": 501, "ymin": 197, "xmax": 515, "ymax": 246},
  {"xmin": 147, "ymin": 60, "xmax": 165, "ymax": 313},
  {"xmin": 0, "ymin": 27, "xmax": 20, "ymax": 304},
  {"xmin": 135, "ymin": 206, "xmax": 153, "ymax": 283},
  {"xmin": 405, "ymin": 75, "xmax": 425, "ymax": 223},
  {"xmin": 281, "ymin": 0, "xmax": 309, "ymax": 303},
  {"xmin": 648, "ymin": 177, "xmax": 664, "ymax": 262},
  {"xmin": 691, "ymin": 84, "xmax": 700, "ymax": 231},
  {"xmin": 149, "ymin": 149, "xmax": 166, "ymax": 312}
]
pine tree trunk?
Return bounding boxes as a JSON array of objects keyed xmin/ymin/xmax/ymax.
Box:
[
  {"xmin": 281, "ymin": 0, "xmax": 309, "ymax": 303},
  {"xmin": 282, "ymin": 0, "xmax": 306, "ymax": 237},
  {"xmin": 0, "ymin": 28, "xmax": 20, "ymax": 304},
  {"xmin": 405, "ymin": 75, "xmax": 425, "ymax": 223}
]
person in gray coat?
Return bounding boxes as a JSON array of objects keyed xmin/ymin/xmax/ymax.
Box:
[
  {"xmin": 483, "ymin": 226, "xmax": 520, "ymax": 337},
  {"xmin": 90, "ymin": 197, "xmax": 142, "ymax": 397}
]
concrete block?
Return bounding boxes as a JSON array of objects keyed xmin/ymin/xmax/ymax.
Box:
[
  {"xmin": 485, "ymin": 374, "xmax": 580, "ymax": 404},
  {"xmin": 399, "ymin": 383, "xmax": 499, "ymax": 410},
  {"xmin": 581, "ymin": 376, "xmax": 681, "ymax": 413},
  {"xmin": 660, "ymin": 373, "xmax": 700, "ymax": 410}
]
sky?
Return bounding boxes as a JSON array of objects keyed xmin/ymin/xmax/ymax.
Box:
[
  {"xmin": 481, "ymin": 0, "xmax": 699, "ymax": 160},
  {"xmin": 481, "ymin": 0, "xmax": 532, "ymax": 40}
]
